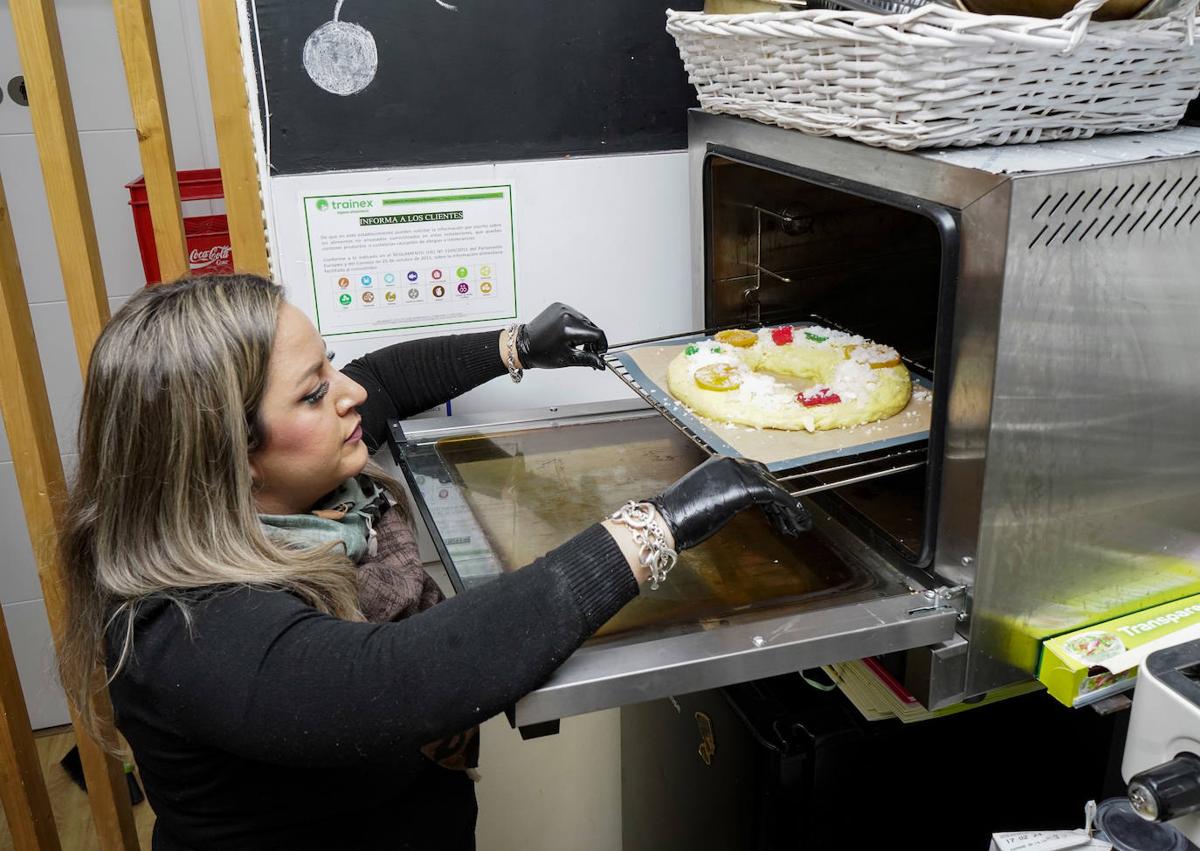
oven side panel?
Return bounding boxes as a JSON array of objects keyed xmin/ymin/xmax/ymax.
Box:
[{"xmin": 966, "ymin": 157, "xmax": 1200, "ymax": 697}]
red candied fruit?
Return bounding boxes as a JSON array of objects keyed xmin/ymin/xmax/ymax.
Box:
[
  {"xmin": 798, "ymin": 388, "xmax": 841, "ymax": 408},
  {"xmin": 771, "ymin": 326, "xmax": 794, "ymax": 346}
]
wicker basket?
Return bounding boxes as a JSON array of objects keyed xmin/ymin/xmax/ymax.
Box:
[{"xmin": 667, "ymin": 0, "xmax": 1200, "ymax": 150}]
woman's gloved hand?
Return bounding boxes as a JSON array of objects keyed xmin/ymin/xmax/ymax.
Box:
[
  {"xmin": 649, "ymin": 457, "xmax": 811, "ymax": 551},
  {"xmin": 516, "ymin": 303, "xmax": 608, "ymax": 371}
]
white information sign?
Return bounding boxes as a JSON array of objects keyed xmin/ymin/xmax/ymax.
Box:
[{"xmin": 301, "ymin": 184, "xmax": 517, "ymax": 337}]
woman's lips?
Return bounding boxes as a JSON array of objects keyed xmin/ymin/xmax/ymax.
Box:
[{"xmin": 345, "ymin": 422, "xmax": 363, "ymax": 444}]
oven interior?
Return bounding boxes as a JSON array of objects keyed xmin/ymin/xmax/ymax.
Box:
[{"xmin": 704, "ymin": 154, "xmax": 960, "ymax": 570}]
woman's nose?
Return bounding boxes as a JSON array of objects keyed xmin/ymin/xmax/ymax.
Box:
[{"xmin": 335, "ymin": 375, "xmax": 368, "ymax": 415}]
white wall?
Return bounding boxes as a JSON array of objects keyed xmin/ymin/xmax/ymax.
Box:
[
  {"xmin": 268, "ymin": 151, "xmax": 697, "ymax": 415},
  {"xmin": 0, "ymin": 0, "xmax": 219, "ymax": 729}
]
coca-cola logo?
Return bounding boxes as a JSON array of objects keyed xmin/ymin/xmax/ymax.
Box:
[{"xmin": 189, "ymin": 245, "xmax": 232, "ymax": 267}]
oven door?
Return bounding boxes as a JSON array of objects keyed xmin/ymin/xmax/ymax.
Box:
[{"xmin": 388, "ymin": 401, "xmax": 959, "ymax": 730}]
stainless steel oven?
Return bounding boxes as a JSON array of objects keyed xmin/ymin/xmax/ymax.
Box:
[{"xmin": 390, "ymin": 112, "xmax": 1200, "ymax": 732}]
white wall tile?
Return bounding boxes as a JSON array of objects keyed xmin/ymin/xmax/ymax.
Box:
[
  {"xmin": 0, "ymin": 133, "xmax": 65, "ymax": 303},
  {"xmin": 29, "ymin": 301, "xmax": 85, "ymax": 455},
  {"xmin": 81, "ymin": 129, "xmax": 157, "ymax": 298},
  {"xmin": 43, "ymin": 0, "xmax": 136, "ymax": 133},
  {"xmin": 0, "ymin": 4, "xmax": 35, "ymax": 137},
  {"xmin": 0, "ymin": 453, "xmax": 78, "ymax": 608},
  {"xmin": 175, "ymin": 0, "xmax": 220, "ymax": 170},
  {"xmin": 0, "ymin": 129, "xmax": 151, "ymax": 305},
  {"xmin": 0, "ymin": 0, "xmax": 145, "ymax": 135},
  {"xmin": 155, "ymin": 0, "xmax": 219, "ymax": 170},
  {"xmin": 0, "ymin": 302, "xmax": 85, "ymax": 466},
  {"xmin": 0, "ymin": 461, "xmax": 40, "ymax": 605},
  {"xmin": 2, "ymin": 599, "xmax": 70, "ymax": 730}
]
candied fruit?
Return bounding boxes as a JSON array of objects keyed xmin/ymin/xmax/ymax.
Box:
[
  {"xmin": 715, "ymin": 329, "xmax": 758, "ymax": 348},
  {"xmin": 694, "ymin": 363, "xmax": 742, "ymax": 392},
  {"xmin": 798, "ymin": 387, "xmax": 841, "ymax": 407}
]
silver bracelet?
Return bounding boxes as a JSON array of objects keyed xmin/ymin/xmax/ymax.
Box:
[
  {"xmin": 504, "ymin": 324, "xmax": 524, "ymax": 384},
  {"xmin": 608, "ymin": 501, "xmax": 678, "ymax": 590}
]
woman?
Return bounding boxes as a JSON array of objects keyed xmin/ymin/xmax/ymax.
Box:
[{"xmin": 58, "ymin": 275, "xmax": 810, "ymax": 850}]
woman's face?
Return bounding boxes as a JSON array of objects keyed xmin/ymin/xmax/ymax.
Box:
[{"xmin": 249, "ymin": 304, "xmax": 369, "ymax": 515}]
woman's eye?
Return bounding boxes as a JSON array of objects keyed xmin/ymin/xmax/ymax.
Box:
[{"xmin": 302, "ymin": 382, "xmax": 330, "ymax": 405}]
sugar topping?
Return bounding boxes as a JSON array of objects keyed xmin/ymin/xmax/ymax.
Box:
[{"xmin": 686, "ymin": 325, "xmax": 906, "ymax": 413}]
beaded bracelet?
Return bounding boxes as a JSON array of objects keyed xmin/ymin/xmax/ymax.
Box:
[
  {"xmin": 504, "ymin": 324, "xmax": 524, "ymax": 384},
  {"xmin": 608, "ymin": 501, "xmax": 678, "ymax": 590}
]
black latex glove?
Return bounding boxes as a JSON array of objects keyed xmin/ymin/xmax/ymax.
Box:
[
  {"xmin": 649, "ymin": 457, "xmax": 812, "ymax": 552},
  {"xmin": 516, "ymin": 302, "xmax": 608, "ymax": 371}
]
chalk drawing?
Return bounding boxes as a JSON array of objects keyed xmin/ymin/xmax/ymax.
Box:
[{"xmin": 303, "ymin": 0, "xmax": 457, "ymax": 97}]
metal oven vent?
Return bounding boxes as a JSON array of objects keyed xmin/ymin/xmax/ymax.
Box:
[{"xmin": 1027, "ymin": 169, "xmax": 1200, "ymax": 249}]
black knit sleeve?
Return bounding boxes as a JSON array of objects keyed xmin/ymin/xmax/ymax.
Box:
[
  {"xmin": 111, "ymin": 524, "xmax": 637, "ymax": 769},
  {"xmin": 341, "ymin": 331, "xmax": 508, "ymax": 450}
]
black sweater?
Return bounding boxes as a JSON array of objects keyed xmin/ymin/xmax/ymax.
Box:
[{"xmin": 107, "ymin": 331, "xmax": 639, "ymax": 850}]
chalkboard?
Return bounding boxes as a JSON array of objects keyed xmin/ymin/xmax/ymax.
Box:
[{"xmin": 249, "ymin": 0, "xmax": 705, "ymax": 175}]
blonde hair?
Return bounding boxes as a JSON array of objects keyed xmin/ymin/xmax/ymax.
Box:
[{"xmin": 59, "ymin": 275, "xmax": 379, "ymax": 748}]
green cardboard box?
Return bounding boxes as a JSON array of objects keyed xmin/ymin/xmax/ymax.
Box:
[{"xmin": 1038, "ymin": 592, "xmax": 1200, "ymax": 707}]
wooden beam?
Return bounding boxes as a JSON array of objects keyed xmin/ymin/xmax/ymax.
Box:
[
  {"xmin": 0, "ymin": 603, "xmax": 61, "ymax": 851},
  {"xmin": 113, "ymin": 0, "xmax": 188, "ymax": 283},
  {"xmin": 10, "ymin": 0, "xmax": 111, "ymax": 373},
  {"xmin": 198, "ymin": 0, "xmax": 270, "ymax": 277},
  {"xmin": 0, "ymin": 175, "xmax": 141, "ymax": 851}
]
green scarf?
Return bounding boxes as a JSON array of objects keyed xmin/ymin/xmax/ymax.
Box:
[{"xmin": 259, "ymin": 474, "xmax": 390, "ymax": 563}]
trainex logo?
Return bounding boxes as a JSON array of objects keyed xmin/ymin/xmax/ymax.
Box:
[{"xmin": 315, "ymin": 198, "xmax": 374, "ymax": 211}]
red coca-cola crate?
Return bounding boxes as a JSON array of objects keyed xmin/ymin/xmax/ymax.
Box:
[{"xmin": 126, "ymin": 168, "xmax": 235, "ymax": 284}]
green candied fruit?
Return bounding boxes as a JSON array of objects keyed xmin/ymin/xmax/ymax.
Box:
[
  {"xmin": 804, "ymin": 331, "xmax": 828, "ymax": 343},
  {"xmin": 684, "ymin": 344, "xmax": 700, "ymax": 356},
  {"xmin": 711, "ymin": 345, "xmax": 723, "ymax": 353}
]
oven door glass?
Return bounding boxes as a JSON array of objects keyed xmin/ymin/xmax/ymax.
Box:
[{"xmin": 394, "ymin": 407, "xmax": 957, "ymax": 726}]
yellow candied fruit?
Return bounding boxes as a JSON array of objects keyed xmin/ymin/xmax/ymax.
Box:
[
  {"xmin": 694, "ymin": 363, "xmax": 742, "ymax": 392},
  {"xmin": 714, "ymin": 329, "xmax": 759, "ymax": 348},
  {"xmin": 869, "ymin": 357, "xmax": 902, "ymax": 369},
  {"xmin": 842, "ymin": 344, "xmax": 858, "ymax": 360}
]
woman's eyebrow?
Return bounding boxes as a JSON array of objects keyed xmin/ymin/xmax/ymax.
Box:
[{"xmin": 294, "ymin": 356, "xmax": 327, "ymax": 388}]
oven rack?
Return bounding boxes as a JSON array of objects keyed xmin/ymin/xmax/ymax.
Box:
[{"xmin": 603, "ymin": 351, "xmax": 928, "ymax": 499}]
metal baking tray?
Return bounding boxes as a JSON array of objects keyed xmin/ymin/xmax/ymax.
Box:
[{"xmin": 605, "ymin": 324, "xmax": 932, "ymax": 496}]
